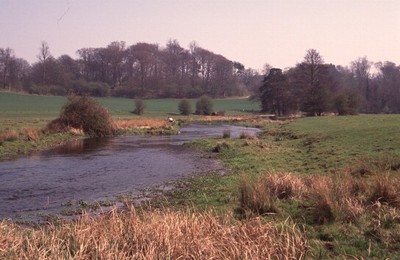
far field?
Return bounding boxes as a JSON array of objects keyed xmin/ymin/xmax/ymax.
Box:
[{"xmin": 0, "ymin": 92, "xmax": 260, "ymax": 131}]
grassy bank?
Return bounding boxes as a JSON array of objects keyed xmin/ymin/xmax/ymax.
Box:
[{"xmin": 177, "ymin": 114, "xmax": 400, "ymax": 258}]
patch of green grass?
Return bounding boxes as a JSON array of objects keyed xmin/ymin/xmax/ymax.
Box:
[{"xmin": 0, "ymin": 93, "xmax": 260, "ymax": 127}]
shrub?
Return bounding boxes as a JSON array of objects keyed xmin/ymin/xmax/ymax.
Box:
[
  {"xmin": 223, "ymin": 129, "xmax": 231, "ymax": 138},
  {"xmin": 58, "ymin": 96, "xmax": 114, "ymax": 137},
  {"xmin": 133, "ymin": 98, "xmax": 145, "ymax": 115},
  {"xmin": 178, "ymin": 99, "xmax": 192, "ymax": 115},
  {"xmin": 195, "ymin": 95, "xmax": 213, "ymax": 115}
]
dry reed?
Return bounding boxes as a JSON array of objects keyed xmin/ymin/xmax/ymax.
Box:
[
  {"xmin": 0, "ymin": 130, "xmax": 19, "ymax": 143},
  {"xmin": 0, "ymin": 208, "xmax": 308, "ymax": 259},
  {"xmin": 241, "ymin": 171, "xmax": 400, "ymax": 224},
  {"xmin": 23, "ymin": 128, "xmax": 41, "ymax": 141}
]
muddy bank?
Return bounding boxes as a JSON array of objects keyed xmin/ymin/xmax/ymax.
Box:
[{"xmin": 0, "ymin": 124, "xmax": 260, "ymax": 221}]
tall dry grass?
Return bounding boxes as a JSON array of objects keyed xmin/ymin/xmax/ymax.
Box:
[
  {"xmin": 0, "ymin": 128, "xmax": 42, "ymax": 143},
  {"xmin": 240, "ymin": 171, "xmax": 400, "ymax": 224},
  {"xmin": 0, "ymin": 208, "xmax": 308, "ymax": 259},
  {"xmin": 23, "ymin": 128, "xmax": 41, "ymax": 141},
  {"xmin": 240, "ymin": 172, "xmax": 307, "ymax": 215},
  {"xmin": 0, "ymin": 130, "xmax": 19, "ymax": 144}
]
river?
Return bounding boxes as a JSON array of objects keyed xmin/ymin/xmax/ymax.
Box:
[{"xmin": 0, "ymin": 124, "xmax": 260, "ymax": 221}]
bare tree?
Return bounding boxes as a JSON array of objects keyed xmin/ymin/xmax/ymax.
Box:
[
  {"xmin": 351, "ymin": 57, "xmax": 372, "ymax": 111},
  {"xmin": 37, "ymin": 41, "xmax": 51, "ymax": 85},
  {"xmin": 0, "ymin": 47, "xmax": 14, "ymax": 89}
]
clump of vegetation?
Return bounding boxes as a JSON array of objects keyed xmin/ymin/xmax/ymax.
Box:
[
  {"xmin": 195, "ymin": 95, "xmax": 213, "ymax": 115},
  {"xmin": 47, "ymin": 95, "xmax": 114, "ymax": 137},
  {"xmin": 0, "ymin": 130, "xmax": 19, "ymax": 144},
  {"xmin": 133, "ymin": 98, "xmax": 145, "ymax": 115},
  {"xmin": 212, "ymin": 141, "xmax": 230, "ymax": 153},
  {"xmin": 222, "ymin": 129, "xmax": 231, "ymax": 138},
  {"xmin": 0, "ymin": 208, "xmax": 308, "ymax": 259},
  {"xmin": 23, "ymin": 128, "xmax": 41, "ymax": 141},
  {"xmin": 178, "ymin": 99, "xmax": 192, "ymax": 115}
]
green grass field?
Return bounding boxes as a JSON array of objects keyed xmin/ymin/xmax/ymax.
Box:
[{"xmin": 0, "ymin": 92, "xmax": 260, "ymax": 130}]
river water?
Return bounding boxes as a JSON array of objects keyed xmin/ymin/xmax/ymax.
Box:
[{"xmin": 0, "ymin": 124, "xmax": 260, "ymax": 221}]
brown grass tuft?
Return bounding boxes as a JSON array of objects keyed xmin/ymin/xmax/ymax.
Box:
[
  {"xmin": 23, "ymin": 128, "xmax": 41, "ymax": 141},
  {"xmin": 239, "ymin": 172, "xmax": 306, "ymax": 215},
  {"xmin": 0, "ymin": 130, "xmax": 19, "ymax": 144},
  {"xmin": 368, "ymin": 174, "xmax": 400, "ymax": 208}
]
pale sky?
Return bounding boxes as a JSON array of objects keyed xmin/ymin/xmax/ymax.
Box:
[{"xmin": 1, "ymin": 0, "xmax": 399, "ymax": 71}]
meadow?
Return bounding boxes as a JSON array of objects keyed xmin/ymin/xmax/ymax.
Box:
[
  {"xmin": 0, "ymin": 92, "xmax": 259, "ymax": 131},
  {"xmin": 1, "ymin": 91, "xmax": 400, "ymax": 258}
]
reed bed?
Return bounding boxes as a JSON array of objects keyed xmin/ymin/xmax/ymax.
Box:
[{"xmin": 0, "ymin": 208, "xmax": 308, "ymax": 259}]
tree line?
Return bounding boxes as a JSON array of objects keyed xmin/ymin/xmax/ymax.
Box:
[
  {"xmin": 0, "ymin": 40, "xmax": 260, "ymax": 99},
  {"xmin": 1, "ymin": 41, "xmax": 399, "ymax": 114},
  {"xmin": 260, "ymin": 49, "xmax": 400, "ymax": 115}
]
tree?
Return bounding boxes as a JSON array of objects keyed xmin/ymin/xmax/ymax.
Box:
[
  {"xmin": 178, "ymin": 99, "xmax": 192, "ymax": 115},
  {"xmin": 195, "ymin": 95, "xmax": 213, "ymax": 115},
  {"xmin": 133, "ymin": 98, "xmax": 145, "ymax": 115},
  {"xmin": 0, "ymin": 48, "xmax": 13, "ymax": 89},
  {"xmin": 37, "ymin": 41, "xmax": 51, "ymax": 85},
  {"xmin": 296, "ymin": 49, "xmax": 331, "ymax": 116},
  {"xmin": 351, "ymin": 57, "xmax": 373, "ymax": 112},
  {"xmin": 259, "ymin": 68, "xmax": 294, "ymax": 116},
  {"xmin": 375, "ymin": 61, "xmax": 400, "ymax": 113}
]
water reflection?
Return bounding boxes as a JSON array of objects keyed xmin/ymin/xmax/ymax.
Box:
[{"xmin": 42, "ymin": 137, "xmax": 112, "ymax": 156}]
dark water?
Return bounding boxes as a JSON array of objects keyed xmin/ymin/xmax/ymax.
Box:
[{"xmin": 0, "ymin": 124, "xmax": 260, "ymax": 220}]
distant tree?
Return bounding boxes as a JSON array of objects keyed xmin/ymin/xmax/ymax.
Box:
[
  {"xmin": 351, "ymin": 57, "xmax": 373, "ymax": 112},
  {"xmin": 195, "ymin": 95, "xmax": 213, "ymax": 115},
  {"xmin": 0, "ymin": 48, "xmax": 15, "ymax": 90},
  {"xmin": 262, "ymin": 63, "xmax": 273, "ymax": 76},
  {"xmin": 178, "ymin": 99, "xmax": 192, "ymax": 115},
  {"xmin": 334, "ymin": 89, "xmax": 361, "ymax": 115},
  {"xmin": 104, "ymin": 41, "xmax": 126, "ymax": 88},
  {"xmin": 37, "ymin": 41, "xmax": 51, "ymax": 85},
  {"xmin": 57, "ymin": 54, "xmax": 80, "ymax": 85},
  {"xmin": 259, "ymin": 68, "xmax": 294, "ymax": 116},
  {"xmin": 296, "ymin": 49, "xmax": 331, "ymax": 116},
  {"xmin": 375, "ymin": 61, "xmax": 400, "ymax": 113},
  {"xmin": 133, "ymin": 98, "xmax": 145, "ymax": 115}
]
